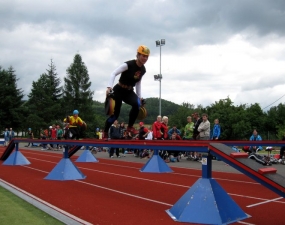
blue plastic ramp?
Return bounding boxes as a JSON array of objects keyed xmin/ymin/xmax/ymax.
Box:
[{"xmin": 0, "ymin": 140, "xmax": 15, "ymax": 161}]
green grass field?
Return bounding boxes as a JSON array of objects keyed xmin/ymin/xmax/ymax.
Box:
[{"xmin": 0, "ymin": 185, "xmax": 63, "ymax": 225}]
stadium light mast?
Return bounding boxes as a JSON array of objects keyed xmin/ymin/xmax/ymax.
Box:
[{"xmin": 154, "ymin": 39, "xmax": 165, "ymax": 116}]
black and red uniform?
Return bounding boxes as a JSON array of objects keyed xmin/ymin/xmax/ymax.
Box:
[{"xmin": 104, "ymin": 59, "xmax": 146, "ymax": 133}]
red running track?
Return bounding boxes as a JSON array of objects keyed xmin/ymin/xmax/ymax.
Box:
[{"xmin": 0, "ymin": 147, "xmax": 285, "ymax": 225}]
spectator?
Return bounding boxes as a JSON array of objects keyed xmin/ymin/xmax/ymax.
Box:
[
  {"xmin": 119, "ymin": 122, "xmax": 127, "ymax": 156},
  {"xmin": 56, "ymin": 125, "xmax": 63, "ymax": 149},
  {"xmin": 192, "ymin": 112, "xmax": 203, "ymax": 140},
  {"xmin": 249, "ymin": 129, "xmax": 262, "ymax": 153},
  {"xmin": 145, "ymin": 127, "xmax": 153, "ymax": 140},
  {"xmin": 168, "ymin": 125, "xmax": 181, "ymax": 139},
  {"xmin": 159, "ymin": 116, "xmax": 169, "ymax": 160},
  {"xmin": 99, "ymin": 129, "xmax": 103, "ymax": 139},
  {"xmin": 95, "ymin": 128, "xmax": 100, "ymax": 139},
  {"xmin": 138, "ymin": 122, "xmax": 150, "ymax": 140},
  {"xmin": 161, "ymin": 116, "xmax": 169, "ymax": 140},
  {"xmin": 211, "ymin": 119, "xmax": 221, "ymax": 140},
  {"xmin": 40, "ymin": 129, "xmax": 47, "ymax": 151},
  {"xmin": 25, "ymin": 128, "xmax": 34, "ymax": 147},
  {"xmin": 168, "ymin": 133, "xmax": 181, "ymax": 162},
  {"xmin": 4, "ymin": 128, "xmax": 9, "ymax": 146},
  {"xmin": 183, "ymin": 116, "xmax": 194, "ymax": 140},
  {"xmin": 8, "ymin": 128, "xmax": 15, "ymax": 143},
  {"xmin": 51, "ymin": 124, "xmax": 57, "ymax": 140},
  {"xmin": 119, "ymin": 122, "xmax": 126, "ymax": 140},
  {"xmin": 152, "ymin": 115, "xmax": 162, "ymax": 140},
  {"xmin": 109, "ymin": 120, "xmax": 121, "ymax": 158},
  {"xmin": 197, "ymin": 113, "xmax": 210, "ymax": 140}
]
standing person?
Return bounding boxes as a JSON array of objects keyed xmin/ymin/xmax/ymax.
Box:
[
  {"xmin": 64, "ymin": 110, "xmax": 86, "ymax": 140},
  {"xmin": 56, "ymin": 125, "xmax": 63, "ymax": 150},
  {"xmin": 95, "ymin": 128, "xmax": 100, "ymax": 139},
  {"xmin": 197, "ymin": 113, "xmax": 210, "ymax": 140},
  {"xmin": 51, "ymin": 124, "xmax": 57, "ymax": 140},
  {"xmin": 40, "ymin": 129, "xmax": 47, "ymax": 151},
  {"xmin": 104, "ymin": 45, "xmax": 150, "ymax": 137},
  {"xmin": 183, "ymin": 116, "xmax": 194, "ymax": 140},
  {"xmin": 211, "ymin": 119, "xmax": 221, "ymax": 140},
  {"xmin": 192, "ymin": 112, "xmax": 203, "ymax": 140},
  {"xmin": 109, "ymin": 120, "xmax": 121, "ymax": 158},
  {"xmin": 119, "ymin": 122, "xmax": 127, "ymax": 156},
  {"xmin": 152, "ymin": 115, "xmax": 162, "ymax": 140},
  {"xmin": 99, "ymin": 129, "xmax": 103, "ymax": 139},
  {"xmin": 138, "ymin": 122, "xmax": 150, "ymax": 140},
  {"xmin": 161, "ymin": 116, "xmax": 169, "ymax": 140},
  {"xmin": 4, "ymin": 128, "xmax": 9, "ymax": 146},
  {"xmin": 25, "ymin": 128, "xmax": 34, "ymax": 147},
  {"xmin": 159, "ymin": 116, "xmax": 169, "ymax": 160},
  {"xmin": 137, "ymin": 122, "xmax": 150, "ymax": 157},
  {"xmin": 8, "ymin": 128, "xmax": 15, "ymax": 143}
]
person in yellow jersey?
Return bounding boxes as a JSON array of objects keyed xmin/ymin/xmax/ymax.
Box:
[
  {"xmin": 104, "ymin": 45, "xmax": 150, "ymax": 138},
  {"xmin": 64, "ymin": 110, "xmax": 86, "ymax": 140}
]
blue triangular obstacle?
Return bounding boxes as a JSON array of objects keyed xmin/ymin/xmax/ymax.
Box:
[
  {"xmin": 3, "ymin": 150, "xmax": 31, "ymax": 165},
  {"xmin": 76, "ymin": 149, "xmax": 99, "ymax": 162},
  {"xmin": 44, "ymin": 158, "xmax": 86, "ymax": 181},
  {"xmin": 140, "ymin": 153, "xmax": 173, "ymax": 173},
  {"xmin": 166, "ymin": 178, "xmax": 249, "ymax": 224}
]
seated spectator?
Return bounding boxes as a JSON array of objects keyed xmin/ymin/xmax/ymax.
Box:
[
  {"xmin": 168, "ymin": 125, "xmax": 181, "ymax": 139},
  {"xmin": 249, "ymin": 129, "xmax": 263, "ymax": 153},
  {"xmin": 167, "ymin": 133, "xmax": 181, "ymax": 162},
  {"xmin": 145, "ymin": 127, "xmax": 153, "ymax": 140}
]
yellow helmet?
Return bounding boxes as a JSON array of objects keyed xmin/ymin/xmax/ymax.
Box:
[{"xmin": 137, "ymin": 45, "xmax": 150, "ymax": 56}]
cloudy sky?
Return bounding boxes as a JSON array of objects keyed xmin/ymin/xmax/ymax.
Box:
[{"xmin": 1, "ymin": 0, "xmax": 285, "ymax": 111}]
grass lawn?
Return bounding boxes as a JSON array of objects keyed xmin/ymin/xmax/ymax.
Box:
[{"xmin": 0, "ymin": 185, "xmax": 64, "ymax": 225}]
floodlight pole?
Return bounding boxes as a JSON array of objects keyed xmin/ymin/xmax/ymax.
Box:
[
  {"xmin": 155, "ymin": 39, "xmax": 165, "ymax": 116},
  {"xmin": 159, "ymin": 45, "xmax": 162, "ymax": 116}
]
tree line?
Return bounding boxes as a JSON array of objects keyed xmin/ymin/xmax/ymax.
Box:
[{"xmin": 1, "ymin": 54, "xmax": 285, "ymax": 140}]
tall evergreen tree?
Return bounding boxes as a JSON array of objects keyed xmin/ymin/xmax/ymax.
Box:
[
  {"xmin": 63, "ymin": 54, "xmax": 94, "ymax": 123},
  {"xmin": 0, "ymin": 66, "xmax": 24, "ymax": 130},
  {"xmin": 26, "ymin": 59, "xmax": 63, "ymax": 131}
]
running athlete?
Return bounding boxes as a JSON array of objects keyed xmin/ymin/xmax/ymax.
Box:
[
  {"xmin": 104, "ymin": 45, "xmax": 150, "ymax": 137},
  {"xmin": 64, "ymin": 110, "xmax": 86, "ymax": 140}
]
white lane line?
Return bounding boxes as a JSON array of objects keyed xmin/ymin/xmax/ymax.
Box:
[
  {"xmin": 79, "ymin": 167, "xmax": 190, "ymax": 188},
  {"xmin": 0, "ymin": 178, "xmax": 92, "ymax": 225},
  {"xmin": 76, "ymin": 180, "xmax": 173, "ymax": 206},
  {"xmin": 24, "ymin": 158, "xmax": 285, "ymax": 204},
  {"xmin": 25, "ymin": 163, "xmax": 285, "ymax": 207},
  {"xmin": 6, "ymin": 166, "xmax": 256, "ymax": 224},
  {"xmin": 23, "ymin": 166, "xmax": 173, "ymax": 207},
  {"xmin": 237, "ymin": 220, "xmax": 254, "ymax": 225},
  {"xmin": 28, "ymin": 156, "xmax": 258, "ymax": 186},
  {"xmin": 247, "ymin": 197, "xmax": 284, "ymax": 208}
]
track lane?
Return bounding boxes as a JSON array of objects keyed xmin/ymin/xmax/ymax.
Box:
[{"xmin": 1, "ymin": 148, "xmax": 285, "ymax": 224}]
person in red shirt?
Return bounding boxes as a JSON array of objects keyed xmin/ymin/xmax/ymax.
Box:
[
  {"xmin": 152, "ymin": 115, "xmax": 162, "ymax": 140},
  {"xmin": 161, "ymin": 116, "xmax": 169, "ymax": 140}
]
